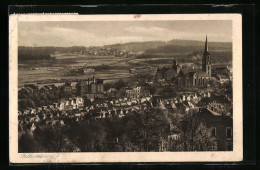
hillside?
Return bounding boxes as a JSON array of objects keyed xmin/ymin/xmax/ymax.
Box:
[
  {"xmin": 139, "ymin": 40, "xmax": 232, "ymax": 64},
  {"xmin": 18, "ymin": 46, "xmax": 86, "ymax": 61},
  {"xmin": 144, "ymin": 40, "xmax": 232, "ymax": 54},
  {"xmin": 18, "ymin": 39, "xmax": 232, "ymax": 64},
  {"xmin": 104, "ymin": 39, "xmax": 232, "ymax": 54},
  {"xmin": 104, "ymin": 41, "xmax": 167, "ymax": 53}
]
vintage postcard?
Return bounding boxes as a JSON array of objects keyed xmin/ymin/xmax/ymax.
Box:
[{"xmin": 9, "ymin": 14, "xmax": 242, "ymax": 163}]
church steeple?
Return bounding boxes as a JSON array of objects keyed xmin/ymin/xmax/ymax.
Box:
[
  {"xmin": 202, "ymin": 35, "xmax": 211, "ymax": 77},
  {"xmin": 204, "ymin": 35, "xmax": 208, "ymax": 53}
]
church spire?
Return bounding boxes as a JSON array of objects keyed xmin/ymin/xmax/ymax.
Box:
[{"xmin": 205, "ymin": 34, "xmax": 208, "ymax": 52}]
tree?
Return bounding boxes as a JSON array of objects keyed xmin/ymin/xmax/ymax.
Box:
[
  {"xmin": 168, "ymin": 115, "xmax": 217, "ymax": 151},
  {"xmin": 104, "ymin": 83, "xmax": 112, "ymax": 91},
  {"xmin": 27, "ymin": 99, "xmax": 35, "ymax": 108},
  {"xmin": 161, "ymin": 86, "xmax": 177, "ymax": 97},
  {"xmin": 35, "ymin": 125, "xmax": 66, "ymax": 152},
  {"xmin": 18, "ymin": 134, "xmax": 36, "ymax": 152},
  {"xmin": 67, "ymin": 120, "xmax": 107, "ymax": 152},
  {"xmin": 115, "ymin": 79, "xmax": 126, "ymax": 90},
  {"xmin": 18, "ymin": 99, "xmax": 28, "ymax": 111},
  {"xmin": 140, "ymin": 108, "xmax": 170, "ymax": 151},
  {"xmin": 40, "ymin": 100, "xmax": 46, "ymax": 106}
]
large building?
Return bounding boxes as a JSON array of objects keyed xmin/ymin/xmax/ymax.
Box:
[
  {"xmin": 177, "ymin": 35, "xmax": 211, "ymax": 87},
  {"xmin": 76, "ymin": 76, "xmax": 104, "ymax": 99},
  {"xmin": 155, "ymin": 58, "xmax": 181, "ymax": 82},
  {"xmin": 155, "ymin": 35, "xmax": 212, "ymax": 87},
  {"xmin": 125, "ymin": 86, "xmax": 150, "ymax": 99}
]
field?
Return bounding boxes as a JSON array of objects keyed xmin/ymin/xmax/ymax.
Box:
[
  {"xmin": 18, "ymin": 54, "xmax": 133, "ymax": 89},
  {"xmin": 18, "ymin": 40, "xmax": 232, "ymax": 89}
]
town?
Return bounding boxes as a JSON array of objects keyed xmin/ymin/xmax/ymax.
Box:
[{"xmin": 18, "ymin": 36, "xmax": 233, "ymax": 152}]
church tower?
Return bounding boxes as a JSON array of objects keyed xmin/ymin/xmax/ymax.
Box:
[{"xmin": 202, "ymin": 35, "xmax": 211, "ymax": 77}]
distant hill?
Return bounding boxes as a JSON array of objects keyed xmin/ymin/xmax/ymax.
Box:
[
  {"xmin": 144, "ymin": 40, "xmax": 232, "ymax": 54},
  {"xmin": 104, "ymin": 41, "xmax": 167, "ymax": 53},
  {"xmin": 18, "ymin": 39, "xmax": 232, "ymax": 64},
  {"xmin": 18, "ymin": 46, "xmax": 86, "ymax": 61},
  {"xmin": 138, "ymin": 39, "xmax": 232, "ymax": 64},
  {"xmin": 104, "ymin": 39, "xmax": 232, "ymax": 54}
]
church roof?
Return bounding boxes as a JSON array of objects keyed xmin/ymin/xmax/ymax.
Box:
[
  {"xmin": 167, "ymin": 67, "xmax": 177, "ymax": 74},
  {"xmin": 193, "ymin": 69, "xmax": 210, "ymax": 77},
  {"xmin": 177, "ymin": 69, "xmax": 209, "ymax": 78}
]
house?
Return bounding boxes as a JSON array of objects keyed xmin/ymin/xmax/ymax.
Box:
[
  {"xmin": 23, "ymin": 109, "xmax": 30, "ymax": 115},
  {"xmin": 63, "ymin": 82, "xmax": 72, "ymax": 92},
  {"xmin": 212, "ymin": 65, "xmax": 231, "ymax": 75},
  {"xmin": 206, "ymin": 96, "xmax": 232, "ymax": 116},
  {"xmin": 125, "ymin": 87, "xmax": 141, "ymax": 99},
  {"xmin": 194, "ymin": 108, "xmax": 233, "ymax": 151},
  {"xmin": 215, "ymin": 74, "xmax": 230, "ymax": 84}
]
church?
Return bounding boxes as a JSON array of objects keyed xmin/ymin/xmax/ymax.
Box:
[
  {"xmin": 156, "ymin": 35, "xmax": 212, "ymax": 87},
  {"xmin": 155, "ymin": 58, "xmax": 181, "ymax": 82},
  {"xmin": 177, "ymin": 35, "xmax": 211, "ymax": 87}
]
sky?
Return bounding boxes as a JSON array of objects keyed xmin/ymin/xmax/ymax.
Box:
[{"xmin": 18, "ymin": 20, "xmax": 232, "ymax": 47}]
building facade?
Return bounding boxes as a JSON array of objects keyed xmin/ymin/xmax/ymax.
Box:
[
  {"xmin": 195, "ymin": 108, "xmax": 233, "ymax": 151},
  {"xmin": 177, "ymin": 35, "xmax": 211, "ymax": 87},
  {"xmin": 155, "ymin": 58, "xmax": 180, "ymax": 82},
  {"xmin": 76, "ymin": 76, "xmax": 104, "ymax": 99}
]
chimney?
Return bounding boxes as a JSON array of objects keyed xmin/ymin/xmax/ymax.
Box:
[{"xmin": 93, "ymin": 76, "xmax": 95, "ymax": 83}]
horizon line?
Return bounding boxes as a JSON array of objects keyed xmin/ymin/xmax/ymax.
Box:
[{"xmin": 18, "ymin": 38, "xmax": 232, "ymax": 48}]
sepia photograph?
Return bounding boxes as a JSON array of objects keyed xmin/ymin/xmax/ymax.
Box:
[{"xmin": 9, "ymin": 14, "xmax": 242, "ymax": 163}]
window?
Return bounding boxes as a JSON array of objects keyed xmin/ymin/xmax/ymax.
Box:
[
  {"xmin": 226, "ymin": 127, "xmax": 232, "ymax": 138},
  {"xmin": 211, "ymin": 127, "xmax": 216, "ymax": 137}
]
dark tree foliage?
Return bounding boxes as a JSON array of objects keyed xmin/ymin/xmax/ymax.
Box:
[
  {"xmin": 18, "ymin": 99, "xmax": 29, "ymax": 111},
  {"xmin": 168, "ymin": 115, "xmax": 217, "ymax": 151},
  {"xmin": 114, "ymin": 79, "xmax": 126, "ymax": 91},
  {"xmin": 64, "ymin": 120, "xmax": 107, "ymax": 152},
  {"xmin": 33, "ymin": 125, "xmax": 66, "ymax": 152},
  {"xmin": 105, "ymin": 109, "xmax": 170, "ymax": 152},
  {"xmin": 18, "ymin": 46, "xmax": 86, "ymax": 61},
  {"xmin": 18, "ymin": 86, "xmax": 75, "ymax": 110},
  {"xmin": 160, "ymin": 86, "xmax": 177, "ymax": 97},
  {"xmin": 18, "ymin": 134, "xmax": 37, "ymax": 152}
]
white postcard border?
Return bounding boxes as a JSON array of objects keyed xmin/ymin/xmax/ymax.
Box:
[{"xmin": 9, "ymin": 14, "xmax": 243, "ymax": 163}]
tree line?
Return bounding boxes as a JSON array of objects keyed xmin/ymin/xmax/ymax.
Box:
[
  {"xmin": 18, "ymin": 87, "xmax": 74, "ymax": 110},
  {"xmin": 18, "ymin": 46, "xmax": 86, "ymax": 61}
]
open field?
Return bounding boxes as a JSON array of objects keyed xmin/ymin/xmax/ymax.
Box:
[
  {"xmin": 18, "ymin": 54, "xmax": 135, "ymax": 88},
  {"xmin": 18, "ymin": 40, "xmax": 232, "ymax": 88}
]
